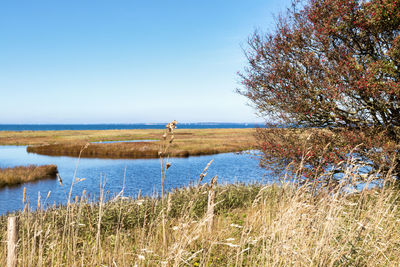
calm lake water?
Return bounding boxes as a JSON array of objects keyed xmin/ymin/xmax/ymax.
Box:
[{"xmin": 0, "ymin": 146, "xmax": 272, "ymax": 215}]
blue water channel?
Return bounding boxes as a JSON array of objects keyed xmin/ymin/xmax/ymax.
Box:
[{"xmin": 0, "ymin": 146, "xmax": 272, "ymax": 215}]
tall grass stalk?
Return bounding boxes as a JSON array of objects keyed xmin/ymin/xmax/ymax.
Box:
[{"xmin": 159, "ymin": 120, "xmax": 177, "ymax": 254}]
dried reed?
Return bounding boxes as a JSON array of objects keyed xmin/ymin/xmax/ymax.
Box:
[{"xmin": 0, "ymin": 165, "xmax": 58, "ymax": 187}]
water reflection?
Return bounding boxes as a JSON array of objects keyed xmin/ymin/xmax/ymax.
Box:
[{"xmin": 0, "ymin": 146, "xmax": 271, "ymax": 215}]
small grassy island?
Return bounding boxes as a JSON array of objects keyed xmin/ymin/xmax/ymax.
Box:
[{"xmin": 0, "ymin": 165, "xmax": 58, "ymax": 187}]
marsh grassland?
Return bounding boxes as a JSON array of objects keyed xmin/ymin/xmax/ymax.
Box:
[
  {"xmin": 0, "ymin": 165, "xmax": 58, "ymax": 187},
  {"xmin": 0, "ymin": 128, "xmax": 256, "ymax": 159},
  {"xmin": 1, "ymin": 179, "xmax": 399, "ymax": 266}
]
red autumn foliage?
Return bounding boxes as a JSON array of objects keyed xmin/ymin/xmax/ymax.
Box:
[{"xmin": 239, "ymin": 0, "xmax": 400, "ymax": 182}]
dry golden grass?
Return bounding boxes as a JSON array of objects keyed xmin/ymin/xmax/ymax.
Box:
[
  {"xmin": 0, "ymin": 129, "xmax": 164, "ymax": 145},
  {"xmin": 0, "ymin": 128, "xmax": 254, "ymax": 145},
  {"xmin": 15, "ymin": 128, "xmax": 256, "ymax": 159},
  {"xmin": 1, "ymin": 179, "xmax": 399, "ymax": 266},
  {"xmin": 0, "ymin": 165, "xmax": 58, "ymax": 187}
]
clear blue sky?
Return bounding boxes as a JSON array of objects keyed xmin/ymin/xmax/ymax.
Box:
[{"xmin": 0, "ymin": 0, "xmax": 291, "ymax": 124}]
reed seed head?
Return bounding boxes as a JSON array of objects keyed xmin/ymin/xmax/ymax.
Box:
[
  {"xmin": 83, "ymin": 142, "xmax": 90, "ymax": 150},
  {"xmin": 166, "ymin": 120, "xmax": 178, "ymax": 133},
  {"xmin": 57, "ymin": 174, "xmax": 63, "ymax": 186},
  {"xmin": 210, "ymin": 176, "xmax": 217, "ymax": 188},
  {"xmin": 166, "ymin": 162, "xmax": 172, "ymax": 169}
]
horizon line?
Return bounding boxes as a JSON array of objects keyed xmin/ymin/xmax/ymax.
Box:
[{"xmin": 0, "ymin": 122, "xmax": 264, "ymax": 125}]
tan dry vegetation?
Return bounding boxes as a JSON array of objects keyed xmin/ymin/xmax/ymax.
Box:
[
  {"xmin": 0, "ymin": 165, "xmax": 58, "ymax": 187},
  {"xmin": 0, "ymin": 129, "xmax": 163, "ymax": 145},
  {"xmin": 5, "ymin": 128, "xmax": 257, "ymax": 159},
  {"xmin": 1, "ymin": 180, "xmax": 399, "ymax": 266}
]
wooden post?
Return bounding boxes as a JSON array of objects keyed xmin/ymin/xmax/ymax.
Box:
[
  {"xmin": 7, "ymin": 216, "xmax": 18, "ymax": 267},
  {"xmin": 207, "ymin": 189, "xmax": 215, "ymax": 233}
]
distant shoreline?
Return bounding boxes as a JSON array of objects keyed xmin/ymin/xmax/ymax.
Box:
[{"xmin": 0, "ymin": 122, "xmax": 263, "ymax": 132}]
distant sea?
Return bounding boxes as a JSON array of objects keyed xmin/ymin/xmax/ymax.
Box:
[{"xmin": 0, "ymin": 123, "xmax": 263, "ymax": 131}]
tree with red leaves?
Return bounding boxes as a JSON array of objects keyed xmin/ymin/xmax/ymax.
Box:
[{"xmin": 239, "ymin": 0, "xmax": 400, "ymax": 183}]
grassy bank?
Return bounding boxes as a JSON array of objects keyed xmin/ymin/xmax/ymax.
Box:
[
  {"xmin": 0, "ymin": 165, "xmax": 58, "ymax": 187},
  {"xmin": 13, "ymin": 128, "xmax": 255, "ymax": 159},
  {"xmin": 1, "ymin": 182, "xmax": 399, "ymax": 266}
]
